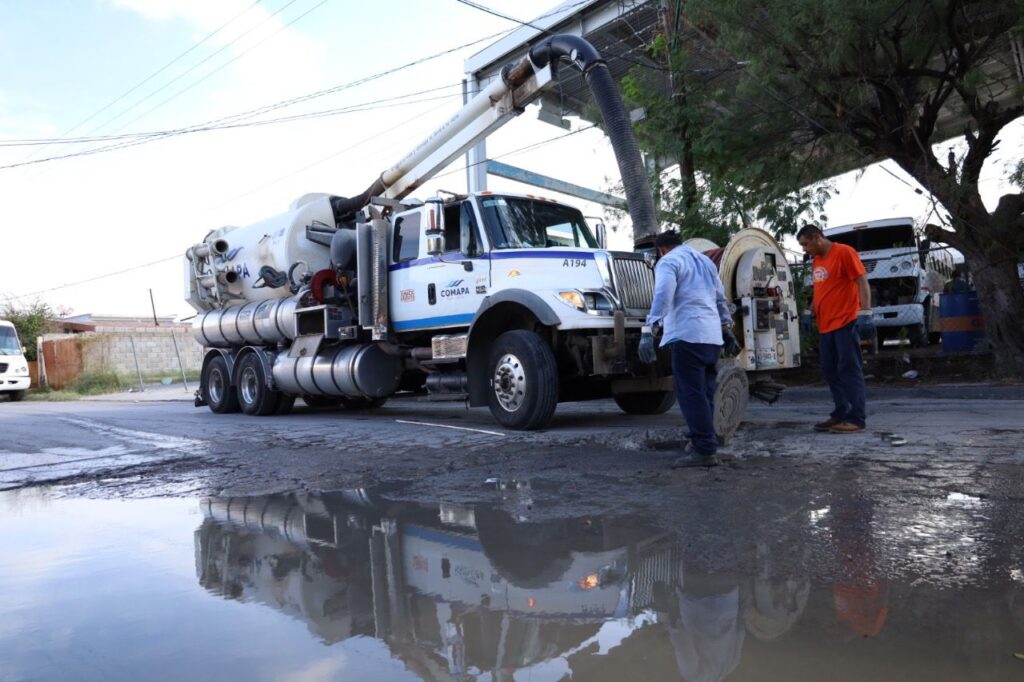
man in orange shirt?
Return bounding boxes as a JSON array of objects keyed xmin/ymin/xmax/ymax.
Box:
[{"xmin": 797, "ymin": 225, "xmax": 875, "ymax": 433}]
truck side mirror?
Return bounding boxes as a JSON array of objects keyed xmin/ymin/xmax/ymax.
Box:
[
  {"xmin": 425, "ymin": 229, "xmax": 445, "ymax": 256},
  {"xmin": 595, "ymin": 222, "xmax": 607, "ymax": 250}
]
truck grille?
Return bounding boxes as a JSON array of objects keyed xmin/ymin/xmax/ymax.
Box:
[
  {"xmin": 863, "ymin": 259, "xmax": 878, "ymax": 273},
  {"xmin": 0, "ymin": 363, "xmax": 7, "ymax": 374},
  {"xmin": 611, "ymin": 254, "xmax": 655, "ymax": 311}
]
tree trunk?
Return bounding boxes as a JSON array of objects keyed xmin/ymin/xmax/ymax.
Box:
[{"xmin": 957, "ymin": 240, "xmax": 1024, "ymax": 379}]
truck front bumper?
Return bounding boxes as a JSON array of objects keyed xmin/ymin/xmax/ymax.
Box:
[
  {"xmin": 1, "ymin": 377, "xmax": 31, "ymax": 391},
  {"xmin": 872, "ymin": 304, "xmax": 924, "ymax": 328}
]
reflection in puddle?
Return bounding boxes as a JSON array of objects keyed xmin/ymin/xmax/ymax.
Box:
[{"xmin": 1, "ymin": 487, "xmax": 1023, "ymax": 680}]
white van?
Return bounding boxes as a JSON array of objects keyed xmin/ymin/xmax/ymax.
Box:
[
  {"xmin": 824, "ymin": 218, "xmax": 954, "ymax": 346},
  {"xmin": 0, "ymin": 320, "xmax": 31, "ymax": 401}
]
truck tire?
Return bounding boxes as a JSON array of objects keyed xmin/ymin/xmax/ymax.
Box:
[
  {"xmin": 236, "ymin": 353, "xmax": 283, "ymax": 416},
  {"xmin": 613, "ymin": 390, "xmax": 676, "ymax": 415},
  {"xmin": 202, "ymin": 355, "xmax": 239, "ymax": 414},
  {"xmin": 908, "ymin": 323, "xmax": 928, "ymax": 348},
  {"xmin": 487, "ymin": 330, "xmax": 558, "ymax": 430},
  {"xmin": 6, "ymin": 390, "xmax": 26, "ymax": 402}
]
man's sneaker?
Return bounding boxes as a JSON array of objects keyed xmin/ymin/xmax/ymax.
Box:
[
  {"xmin": 814, "ymin": 418, "xmax": 840, "ymax": 432},
  {"xmin": 829, "ymin": 422, "xmax": 865, "ymax": 433},
  {"xmin": 671, "ymin": 450, "xmax": 720, "ymax": 468}
]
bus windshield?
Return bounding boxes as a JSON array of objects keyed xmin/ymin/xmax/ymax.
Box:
[
  {"xmin": 478, "ymin": 196, "xmax": 597, "ymax": 249},
  {"xmin": 829, "ymin": 225, "xmax": 916, "ymax": 252},
  {"xmin": 0, "ymin": 326, "xmax": 22, "ymax": 355}
]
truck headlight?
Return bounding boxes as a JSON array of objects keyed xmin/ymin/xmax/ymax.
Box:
[
  {"xmin": 583, "ymin": 292, "xmax": 613, "ymax": 312},
  {"xmin": 16, "ymin": 365, "xmax": 28, "ymax": 375},
  {"xmin": 900, "ymin": 260, "xmax": 912, "ymax": 270},
  {"xmin": 556, "ymin": 290, "xmax": 614, "ymax": 314},
  {"xmin": 557, "ymin": 290, "xmax": 587, "ymax": 311}
]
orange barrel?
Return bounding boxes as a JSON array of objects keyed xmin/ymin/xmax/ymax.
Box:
[{"xmin": 940, "ymin": 291, "xmax": 986, "ymax": 352}]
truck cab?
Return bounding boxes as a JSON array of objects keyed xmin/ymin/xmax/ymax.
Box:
[
  {"xmin": 0, "ymin": 320, "xmax": 31, "ymax": 401},
  {"xmin": 382, "ymin": 191, "xmax": 661, "ymax": 429},
  {"xmin": 824, "ymin": 218, "xmax": 953, "ymax": 346},
  {"xmin": 389, "ymin": 192, "xmax": 642, "ymax": 333}
]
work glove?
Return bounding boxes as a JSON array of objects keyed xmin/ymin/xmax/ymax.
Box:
[
  {"xmin": 722, "ymin": 325, "xmax": 742, "ymax": 358},
  {"xmin": 638, "ymin": 325, "xmax": 657, "ymax": 364},
  {"xmin": 854, "ymin": 309, "xmax": 876, "ymax": 341}
]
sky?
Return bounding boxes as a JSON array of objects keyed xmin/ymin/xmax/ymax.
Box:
[{"xmin": 0, "ymin": 0, "xmax": 1020, "ymax": 320}]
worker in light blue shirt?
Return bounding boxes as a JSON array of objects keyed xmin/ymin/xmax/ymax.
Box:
[{"xmin": 638, "ymin": 231, "xmax": 740, "ymax": 467}]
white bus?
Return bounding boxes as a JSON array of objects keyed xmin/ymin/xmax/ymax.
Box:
[
  {"xmin": 824, "ymin": 218, "xmax": 954, "ymax": 346},
  {"xmin": 0, "ymin": 320, "xmax": 31, "ymax": 401}
]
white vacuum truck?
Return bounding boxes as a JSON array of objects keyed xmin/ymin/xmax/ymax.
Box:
[{"xmin": 185, "ymin": 35, "xmax": 800, "ymax": 434}]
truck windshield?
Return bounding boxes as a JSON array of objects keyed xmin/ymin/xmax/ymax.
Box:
[
  {"xmin": 478, "ymin": 196, "xmax": 597, "ymax": 249},
  {"xmin": 829, "ymin": 225, "xmax": 916, "ymax": 252},
  {"xmin": 0, "ymin": 326, "xmax": 21, "ymax": 355}
]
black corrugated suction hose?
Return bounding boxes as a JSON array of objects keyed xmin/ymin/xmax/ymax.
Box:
[{"xmin": 530, "ymin": 35, "xmax": 658, "ymax": 247}]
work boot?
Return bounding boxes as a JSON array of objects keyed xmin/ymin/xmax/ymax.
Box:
[
  {"xmin": 671, "ymin": 443, "xmax": 719, "ymax": 468},
  {"xmin": 829, "ymin": 422, "xmax": 865, "ymax": 433},
  {"xmin": 813, "ymin": 418, "xmax": 840, "ymax": 432}
]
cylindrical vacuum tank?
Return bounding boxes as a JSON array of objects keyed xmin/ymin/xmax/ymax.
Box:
[
  {"xmin": 204, "ymin": 195, "xmax": 335, "ymax": 304},
  {"xmin": 193, "ymin": 297, "xmax": 299, "ymax": 348},
  {"xmin": 273, "ymin": 344, "xmax": 402, "ymax": 399}
]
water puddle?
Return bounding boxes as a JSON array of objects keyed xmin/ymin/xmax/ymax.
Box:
[{"xmin": 1, "ymin": 488, "xmax": 1023, "ymax": 681}]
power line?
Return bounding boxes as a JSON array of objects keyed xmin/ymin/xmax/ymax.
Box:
[
  {"xmin": 3, "ymin": 255, "xmax": 181, "ymax": 303},
  {"xmin": 10, "ymin": 0, "xmax": 264, "ymax": 165},
  {"xmin": 107, "ymin": 0, "xmax": 330, "ymax": 136},
  {"xmin": 0, "ymin": 28, "xmax": 511, "ymax": 171},
  {"xmin": 0, "ymin": 83, "xmax": 464, "ymax": 148},
  {"xmin": 213, "ymin": 96, "xmax": 459, "ymax": 209},
  {"xmin": 6, "ymin": 122, "xmax": 600, "ymax": 302},
  {"xmin": 0, "ymin": 84, "xmax": 465, "ymax": 170}
]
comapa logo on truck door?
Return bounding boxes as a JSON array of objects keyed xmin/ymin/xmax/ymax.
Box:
[{"xmin": 440, "ymin": 279, "xmax": 471, "ymax": 297}]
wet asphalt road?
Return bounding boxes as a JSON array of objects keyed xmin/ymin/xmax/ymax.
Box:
[
  {"xmin": 1, "ymin": 385, "xmax": 1022, "ymax": 520},
  {"xmin": 2, "ymin": 386, "xmax": 1024, "ymax": 679}
]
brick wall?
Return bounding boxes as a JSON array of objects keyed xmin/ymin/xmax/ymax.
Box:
[{"xmin": 42, "ymin": 327, "xmax": 204, "ymax": 379}]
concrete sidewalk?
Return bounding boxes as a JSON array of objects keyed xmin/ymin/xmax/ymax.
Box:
[{"xmin": 82, "ymin": 382, "xmax": 196, "ymax": 402}]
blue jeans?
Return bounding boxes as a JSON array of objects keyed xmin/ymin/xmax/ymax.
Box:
[
  {"xmin": 819, "ymin": 322, "xmax": 866, "ymax": 427},
  {"xmin": 670, "ymin": 341, "xmax": 722, "ymax": 455}
]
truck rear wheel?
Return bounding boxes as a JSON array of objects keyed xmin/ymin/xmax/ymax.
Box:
[
  {"xmin": 487, "ymin": 330, "xmax": 558, "ymax": 430},
  {"xmin": 237, "ymin": 353, "xmax": 283, "ymax": 416},
  {"xmin": 202, "ymin": 355, "xmax": 239, "ymax": 414},
  {"xmin": 613, "ymin": 390, "xmax": 676, "ymax": 415}
]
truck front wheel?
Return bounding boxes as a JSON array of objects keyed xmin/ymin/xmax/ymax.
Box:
[
  {"xmin": 202, "ymin": 356, "xmax": 239, "ymax": 414},
  {"xmin": 237, "ymin": 354, "xmax": 283, "ymax": 416},
  {"xmin": 487, "ymin": 330, "xmax": 558, "ymax": 430}
]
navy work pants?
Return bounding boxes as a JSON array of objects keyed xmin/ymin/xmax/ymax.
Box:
[
  {"xmin": 669, "ymin": 341, "xmax": 722, "ymax": 455},
  {"xmin": 819, "ymin": 322, "xmax": 866, "ymax": 427}
]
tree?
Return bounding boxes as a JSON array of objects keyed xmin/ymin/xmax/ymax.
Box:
[
  {"xmin": 628, "ymin": 0, "xmax": 1024, "ymax": 375},
  {"xmin": 1, "ymin": 301, "xmax": 55, "ymax": 361}
]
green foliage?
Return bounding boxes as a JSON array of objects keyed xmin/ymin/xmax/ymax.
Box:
[
  {"xmin": 24, "ymin": 389, "xmax": 80, "ymax": 402},
  {"xmin": 69, "ymin": 371, "xmax": 123, "ymax": 395},
  {"xmin": 1, "ymin": 301, "xmax": 55, "ymax": 361},
  {"xmin": 620, "ymin": 15, "xmax": 835, "ymax": 242},
  {"xmin": 621, "ymin": 0, "xmax": 1023, "ymax": 247}
]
